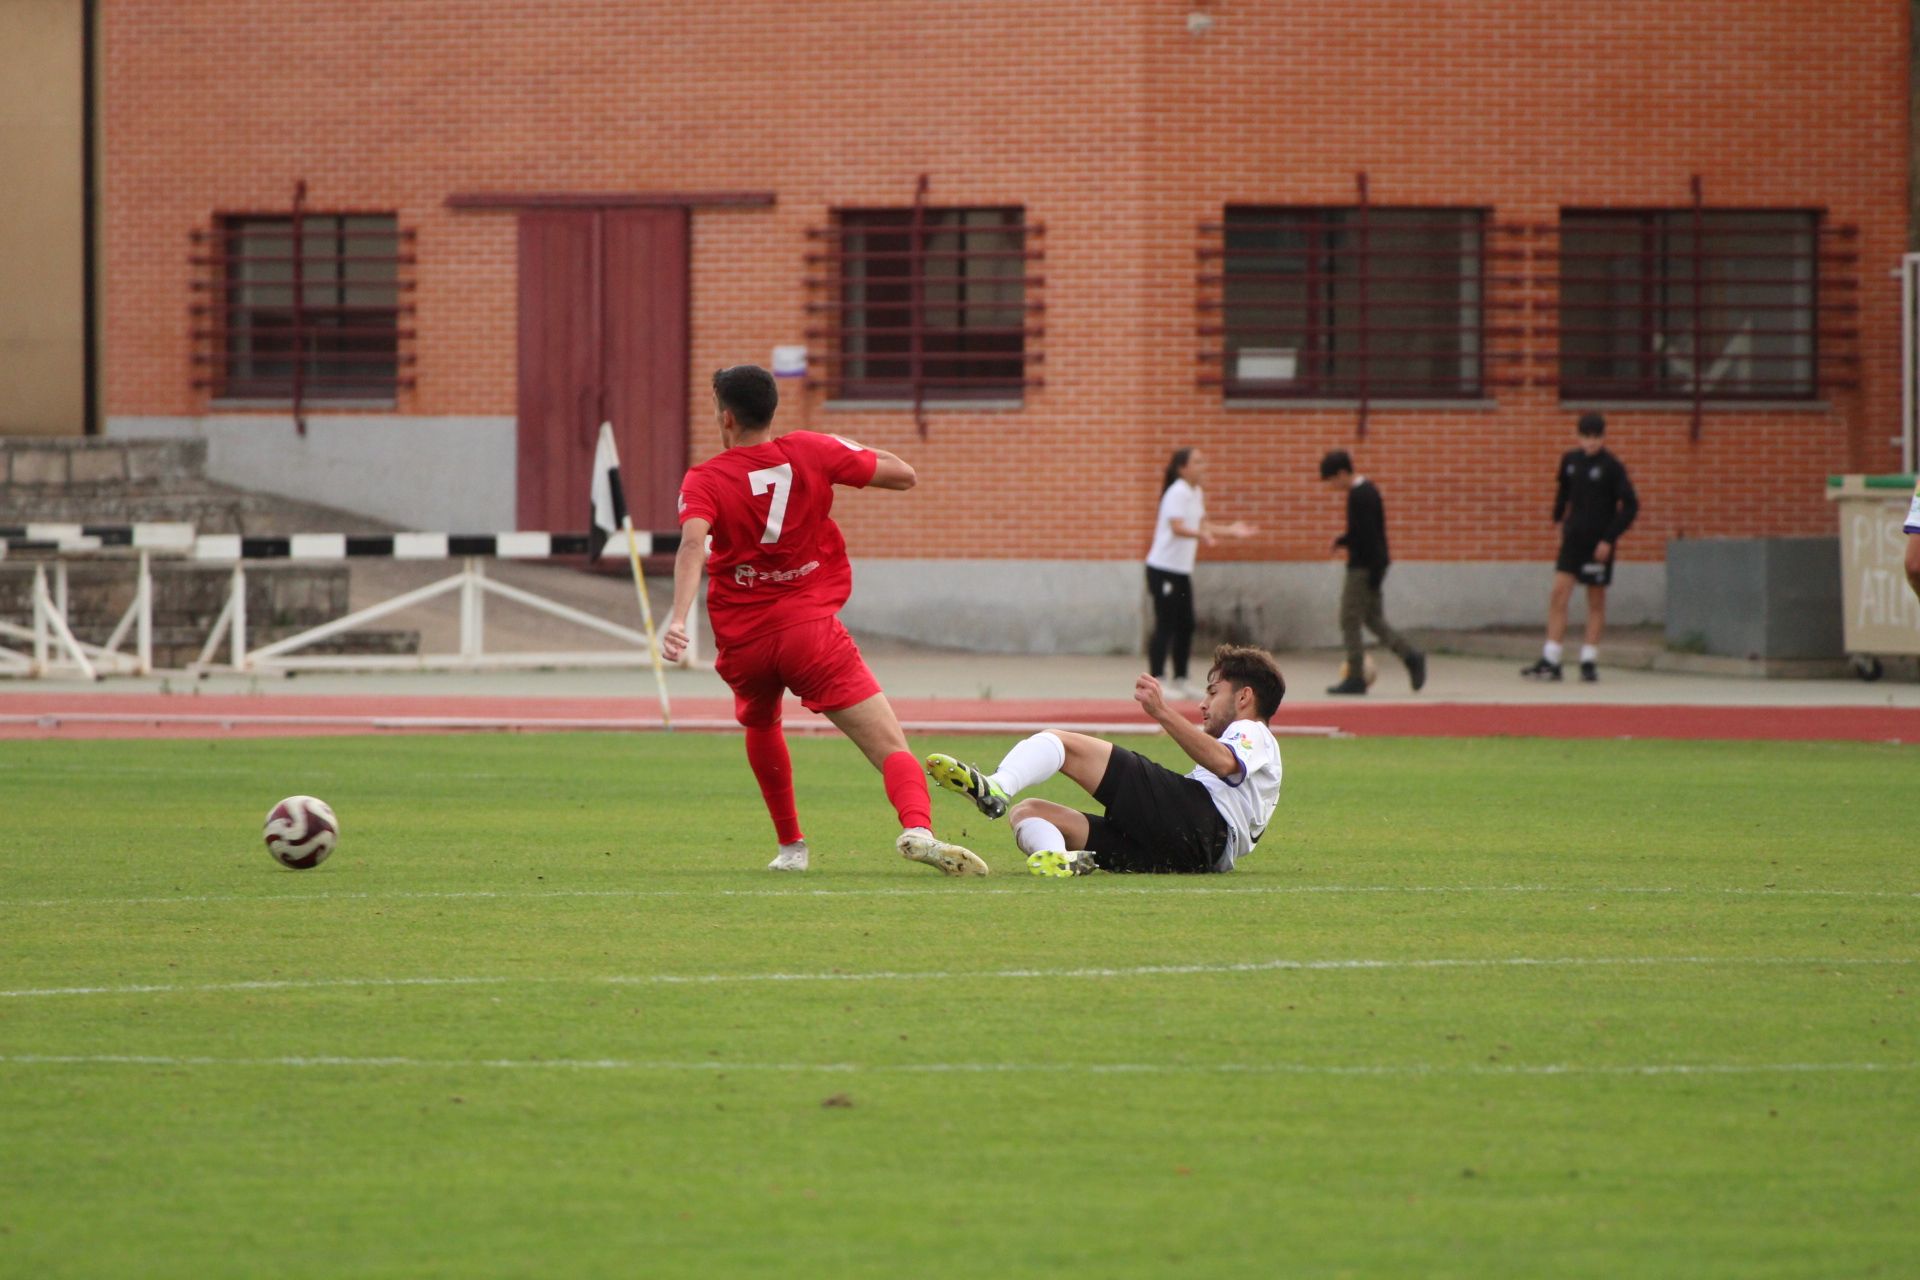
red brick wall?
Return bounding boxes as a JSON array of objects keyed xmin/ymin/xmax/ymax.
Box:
[{"xmin": 104, "ymin": 0, "xmax": 1909, "ymax": 564}]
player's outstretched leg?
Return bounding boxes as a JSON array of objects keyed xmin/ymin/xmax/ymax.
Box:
[
  {"xmin": 824, "ymin": 693, "xmax": 989, "ymax": 876},
  {"xmin": 744, "ymin": 719, "xmax": 808, "ymax": 871},
  {"xmin": 928, "ymin": 731, "xmax": 1112, "ymax": 816}
]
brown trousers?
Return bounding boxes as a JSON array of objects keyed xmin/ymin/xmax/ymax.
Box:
[{"xmin": 1340, "ymin": 567, "xmax": 1416, "ymax": 671}]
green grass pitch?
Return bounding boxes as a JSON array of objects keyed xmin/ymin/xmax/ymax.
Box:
[{"xmin": 1, "ymin": 730, "xmax": 1915, "ymax": 1278}]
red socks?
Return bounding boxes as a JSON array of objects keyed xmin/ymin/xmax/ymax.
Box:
[
  {"xmin": 882, "ymin": 751, "xmax": 933, "ymax": 831},
  {"xmin": 745, "ymin": 734, "xmax": 929, "ymax": 840},
  {"xmin": 744, "ymin": 722, "xmax": 803, "ymax": 844}
]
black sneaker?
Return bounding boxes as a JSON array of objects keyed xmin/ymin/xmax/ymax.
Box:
[
  {"xmin": 1405, "ymin": 651, "xmax": 1427, "ymax": 693},
  {"xmin": 1580, "ymin": 660, "xmax": 1599, "ymax": 683},
  {"xmin": 1325, "ymin": 676, "xmax": 1370, "ymax": 696},
  {"xmin": 1520, "ymin": 658, "xmax": 1563, "ymax": 682}
]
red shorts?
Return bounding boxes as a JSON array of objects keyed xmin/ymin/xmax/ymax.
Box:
[{"xmin": 713, "ymin": 615, "xmax": 882, "ymax": 729}]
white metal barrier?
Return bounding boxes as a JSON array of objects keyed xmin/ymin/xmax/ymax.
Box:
[
  {"xmin": 0, "ymin": 526, "xmax": 700, "ymax": 680},
  {"xmin": 0, "ymin": 558, "xmax": 154, "ymax": 679}
]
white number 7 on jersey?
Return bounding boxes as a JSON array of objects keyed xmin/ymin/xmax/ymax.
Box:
[{"xmin": 747, "ymin": 463, "xmax": 793, "ymax": 544}]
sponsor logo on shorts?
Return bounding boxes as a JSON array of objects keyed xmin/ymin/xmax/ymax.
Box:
[{"xmin": 732, "ymin": 560, "xmax": 821, "ymax": 588}]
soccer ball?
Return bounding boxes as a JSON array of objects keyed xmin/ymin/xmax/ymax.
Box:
[
  {"xmin": 264, "ymin": 795, "xmax": 339, "ymax": 870},
  {"xmin": 1337, "ymin": 654, "xmax": 1380, "ymax": 688}
]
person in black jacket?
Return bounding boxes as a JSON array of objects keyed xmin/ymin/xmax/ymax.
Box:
[
  {"xmin": 1320, "ymin": 451, "xmax": 1426, "ymax": 696},
  {"xmin": 1522, "ymin": 413, "xmax": 1639, "ymax": 683}
]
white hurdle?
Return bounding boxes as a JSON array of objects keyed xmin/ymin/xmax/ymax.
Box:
[
  {"xmin": 0, "ymin": 523, "xmax": 187, "ymax": 679},
  {"xmin": 186, "ymin": 532, "xmax": 702, "ymax": 676}
]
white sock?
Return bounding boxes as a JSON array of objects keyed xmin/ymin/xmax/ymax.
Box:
[
  {"xmin": 988, "ymin": 731, "xmax": 1066, "ymax": 797},
  {"xmin": 1014, "ymin": 817, "xmax": 1068, "ymax": 856},
  {"xmin": 779, "ymin": 839, "xmax": 808, "ymax": 854},
  {"xmin": 1580, "ymin": 645, "xmax": 1598, "ymax": 664},
  {"xmin": 1543, "ymin": 641, "xmax": 1564, "ymax": 665}
]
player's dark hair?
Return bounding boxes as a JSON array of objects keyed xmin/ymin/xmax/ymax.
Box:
[
  {"xmin": 1208, "ymin": 644, "xmax": 1286, "ymax": 721},
  {"xmin": 1162, "ymin": 447, "xmax": 1194, "ymax": 494},
  {"xmin": 1577, "ymin": 412, "xmax": 1606, "ymax": 437},
  {"xmin": 712, "ymin": 365, "xmax": 779, "ymax": 430},
  {"xmin": 1318, "ymin": 449, "xmax": 1353, "ymax": 480}
]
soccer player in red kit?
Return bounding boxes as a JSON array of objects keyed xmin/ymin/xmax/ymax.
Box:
[{"xmin": 659, "ymin": 365, "xmax": 988, "ymax": 877}]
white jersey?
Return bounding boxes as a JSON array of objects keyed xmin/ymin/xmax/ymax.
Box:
[
  {"xmin": 1905, "ymin": 477, "xmax": 1920, "ymax": 535},
  {"xmin": 1189, "ymin": 718, "xmax": 1282, "ymax": 870},
  {"xmin": 1146, "ymin": 479, "xmax": 1205, "ymax": 575}
]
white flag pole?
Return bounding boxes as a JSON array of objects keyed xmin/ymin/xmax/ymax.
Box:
[
  {"xmin": 623, "ymin": 514, "xmax": 674, "ymax": 732},
  {"xmin": 595, "ymin": 421, "xmax": 673, "ymax": 732}
]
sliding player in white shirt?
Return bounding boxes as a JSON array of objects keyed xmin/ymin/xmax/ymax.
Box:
[{"xmin": 926, "ymin": 645, "xmax": 1285, "ymax": 876}]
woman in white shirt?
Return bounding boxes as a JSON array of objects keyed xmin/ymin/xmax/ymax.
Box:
[{"xmin": 1145, "ymin": 448, "xmax": 1254, "ymax": 695}]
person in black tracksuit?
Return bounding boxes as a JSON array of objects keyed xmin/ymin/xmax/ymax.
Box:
[
  {"xmin": 1320, "ymin": 450, "xmax": 1426, "ymax": 696},
  {"xmin": 1521, "ymin": 413, "xmax": 1639, "ymax": 684}
]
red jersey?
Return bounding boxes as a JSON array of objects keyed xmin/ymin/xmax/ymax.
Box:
[{"xmin": 676, "ymin": 430, "xmax": 879, "ymax": 649}]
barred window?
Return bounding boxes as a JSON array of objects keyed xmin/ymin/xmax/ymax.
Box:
[
  {"xmin": 1558, "ymin": 210, "xmax": 1820, "ymax": 401},
  {"xmin": 1214, "ymin": 207, "xmax": 1485, "ymax": 399},
  {"xmin": 821, "ymin": 207, "xmax": 1039, "ymax": 401},
  {"xmin": 198, "ymin": 213, "xmax": 410, "ymax": 401}
]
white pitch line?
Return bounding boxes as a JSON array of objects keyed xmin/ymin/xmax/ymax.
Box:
[
  {"xmin": 0, "ymin": 1053, "xmax": 1911, "ymax": 1080},
  {"xmin": 2, "ymin": 955, "xmax": 1910, "ymax": 1000},
  {"xmin": 3, "ymin": 881, "xmax": 1915, "ymax": 911}
]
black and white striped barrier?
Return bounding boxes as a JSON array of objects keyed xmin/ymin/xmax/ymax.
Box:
[
  {"xmin": 0, "ymin": 523, "xmax": 196, "ymax": 558},
  {"xmin": 2, "ymin": 527, "xmax": 696, "ymax": 680},
  {"xmin": 189, "ymin": 530, "xmax": 683, "ymax": 562},
  {"xmin": 1, "ymin": 526, "xmax": 683, "ymax": 561}
]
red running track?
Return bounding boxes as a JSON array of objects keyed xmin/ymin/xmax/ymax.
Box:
[{"xmin": 0, "ymin": 691, "xmax": 1914, "ymax": 743}]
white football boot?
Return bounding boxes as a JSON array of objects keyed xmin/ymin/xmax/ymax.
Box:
[
  {"xmin": 767, "ymin": 841, "xmax": 810, "ymax": 872},
  {"xmin": 896, "ymin": 827, "xmax": 990, "ymax": 876}
]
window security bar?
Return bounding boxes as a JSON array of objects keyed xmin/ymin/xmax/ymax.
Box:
[
  {"xmin": 805, "ymin": 178, "xmax": 1044, "ymax": 431},
  {"xmin": 189, "ymin": 180, "xmax": 414, "ymax": 431}
]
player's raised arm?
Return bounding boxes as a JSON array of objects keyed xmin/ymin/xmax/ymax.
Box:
[
  {"xmin": 661, "ymin": 516, "xmax": 709, "ymax": 663},
  {"xmin": 1134, "ymin": 674, "xmax": 1239, "ymax": 779}
]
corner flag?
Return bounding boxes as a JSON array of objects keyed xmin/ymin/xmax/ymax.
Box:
[
  {"xmin": 588, "ymin": 422, "xmax": 627, "ymax": 563},
  {"xmin": 585, "ymin": 421, "xmax": 673, "ymax": 730}
]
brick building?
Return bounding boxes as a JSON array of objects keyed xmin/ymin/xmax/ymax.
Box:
[{"xmin": 18, "ymin": 1, "xmax": 1919, "ymax": 649}]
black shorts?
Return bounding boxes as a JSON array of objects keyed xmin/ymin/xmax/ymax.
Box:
[
  {"xmin": 1556, "ymin": 533, "xmax": 1615, "ymax": 587},
  {"xmin": 1080, "ymin": 745, "xmax": 1231, "ymax": 874}
]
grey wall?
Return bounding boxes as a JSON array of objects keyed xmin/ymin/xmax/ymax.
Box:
[
  {"xmin": 1665, "ymin": 537, "xmax": 1844, "ymax": 659},
  {"xmin": 843, "ymin": 560, "xmax": 1147, "ymax": 654},
  {"xmin": 1192, "ymin": 560, "xmax": 1664, "ymax": 651},
  {"xmin": 106, "ymin": 415, "xmax": 516, "ymax": 531},
  {"xmin": 845, "ymin": 558, "xmax": 1665, "ymax": 654}
]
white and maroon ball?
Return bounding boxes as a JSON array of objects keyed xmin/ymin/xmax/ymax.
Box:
[{"xmin": 263, "ymin": 796, "xmax": 339, "ymax": 870}]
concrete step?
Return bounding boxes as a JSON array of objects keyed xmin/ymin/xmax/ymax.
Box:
[
  {"xmin": 0, "ymin": 437, "xmax": 398, "ymax": 534},
  {"xmin": 1, "ymin": 437, "xmax": 209, "ymax": 488}
]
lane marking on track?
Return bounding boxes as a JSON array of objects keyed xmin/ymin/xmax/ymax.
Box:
[
  {"xmin": 2, "ymin": 955, "xmax": 1910, "ymax": 1000},
  {"xmin": 0, "ymin": 1053, "xmax": 1912, "ymax": 1079},
  {"xmin": 4, "ymin": 882, "xmax": 1915, "ymax": 910}
]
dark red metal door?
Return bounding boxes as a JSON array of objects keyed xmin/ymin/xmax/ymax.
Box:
[
  {"xmin": 602, "ymin": 208, "xmax": 689, "ymax": 531},
  {"xmin": 515, "ymin": 207, "xmax": 688, "ymax": 532}
]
